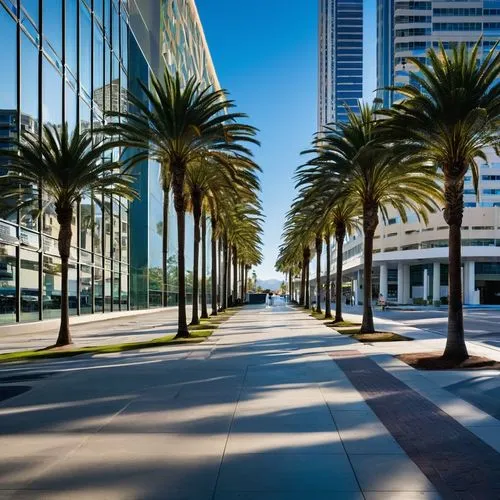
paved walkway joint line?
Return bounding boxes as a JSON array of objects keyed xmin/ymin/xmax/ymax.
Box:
[{"xmin": 331, "ymin": 351, "xmax": 500, "ymax": 500}]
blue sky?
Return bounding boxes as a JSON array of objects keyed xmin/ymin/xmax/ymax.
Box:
[{"xmin": 196, "ymin": 0, "xmax": 377, "ymax": 280}]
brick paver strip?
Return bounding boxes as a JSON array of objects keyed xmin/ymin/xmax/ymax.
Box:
[{"xmin": 331, "ymin": 352, "xmax": 500, "ymax": 500}]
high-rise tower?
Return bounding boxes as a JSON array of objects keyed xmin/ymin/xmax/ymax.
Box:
[{"xmin": 318, "ymin": 0, "xmax": 363, "ymax": 128}]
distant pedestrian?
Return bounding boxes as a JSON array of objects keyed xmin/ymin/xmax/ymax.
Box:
[{"xmin": 378, "ymin": 293, "xmax": 387, "ymax": 311}]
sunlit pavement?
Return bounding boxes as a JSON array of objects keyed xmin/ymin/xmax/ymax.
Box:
[{"xmin": 0, "ymin": 304, "xmax": 499, "ymax": 498}]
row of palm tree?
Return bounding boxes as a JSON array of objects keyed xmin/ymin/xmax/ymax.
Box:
[
  {"xmin": 0, "ymin": 70, "xmax": 263, "ymax": 346},
  {"xmin": 277, "ymin": 40, "xmax": 500, "ymax": 362}
]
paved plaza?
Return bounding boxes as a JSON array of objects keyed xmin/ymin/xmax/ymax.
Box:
[{"xmin": 0, "ymin": 304, "xmax": 499, "ymax": 499}]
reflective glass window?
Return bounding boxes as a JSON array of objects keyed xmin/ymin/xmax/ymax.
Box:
[
  {"xmin": 21, "ymin": 33, "xmax": 39, "ymax": 125},
  {"xmin": 121, "ymin": 17, "xmax": 128, "ymax": 63},
  {"xmin": 42, "ymin": 57, "xmax": 62, "ymax": 127},
  {"xmin": 80, "ymin": 195, "xmax": 93, "ymax": 251},
  {"xmin": 80, "ymin": 3, "xmax": 92, "ymax": 95},
  {"xmin": 104, "ymin": 270, "xmax": 112, "ymax": 311},
  {"xmin": 94, "ymin": 23, "xmax": 104, "ymax": 112},
  {"xmin": 43, "ymin": 0, "xmax": 62, "ymax": 57},
  {"xmin": 104, "ymin": 197, "xmax": 112, "ymax": 257},
  {"xmin": 20, "ymin": 249, "xmax": 39, "ymax": 322},
  {"xmin": 65, "ymin": 82, "xmax": 77, "ymax": 133},
  {"xmin": 42, "ymin": 200, "xmax": 60, "ymax": 238},
  {"xmin": 0, "ymin": 244, "xmax": 17, "ymax": 323},
  {"xmin": 104, "ymin": 0, "xmax": 111, "ymax": 39},
  {"xmin": 0, "ymin": 6, "xmax": 17, "ymax": 111},
  {"xmin": 113, "ymin": 271, "xmax": 120, "ymax": 309},
  {"xmin": 120, "ymin": 272, "xmax": 127, "ymax": 309},
  {"xmin": 22, "ymin": 0, "xmax": 39, "ymax": 26},
  {"xmin": 65, "ymin": 0, "xmax": 77, "ymax": 76},
  {"xmin": 94, "ymin": 0, "xmax": 103, "ymax": 23},
  {"xmin": 80, "ymin": 265, "xmax": 92, "ymax": 314},
  {"xmin": 94, "ymin": 266, "xmax": 103, "ymax": 312},
  {"xmin": 80, "ymin": 99, "xmax": 91, "ymax": 131},
  {"xmin": 121, "ymin": 203, "xmax": 128, "ymax": 262},
  {"xmin": 112, "ymin": 2, "xmax": 119, "ymax": 53},
  {"xmin": 93, "ymin": 195, "xmax": 103, "ymax": 255}
]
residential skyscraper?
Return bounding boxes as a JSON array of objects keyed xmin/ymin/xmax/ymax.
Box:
[
  {"xmin": 318, "ymin": 0, "xmax": 363, "ymax": 128},
  {"xmin": 377, "ymin": 0, "xmax": 500, "ymax": 106},
  {"xmin": 333, "ymin": 0, "xmax": 500, "ymax": 306}
]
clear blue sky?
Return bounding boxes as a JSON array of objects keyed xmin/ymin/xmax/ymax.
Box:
[{"xmin": 196, "ymin": 0, "xmax": 377, "ymax": 280}]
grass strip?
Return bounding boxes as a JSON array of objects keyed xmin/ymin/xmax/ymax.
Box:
[{"xmin": 0, "ymin": 306, "xmax": 238, "ymax": 364}]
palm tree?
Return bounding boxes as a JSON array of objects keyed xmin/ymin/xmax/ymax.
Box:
[
  {"xmin": 303, "ymin": 102, "xmax": 443, "ymax": 333},
  {"xmin": 328, "ymin": 199, "xmax": 362, "ymax": 322},
  {"xmin": 383, "ymin": 41, "xmax": 500, "ymax": 361},
  {"xmin": 105, "ymin": 70, "xmax": 258, "ymax": 338},
  {"xmin": 0, "ymin": 124, "xmax": 137, "ymax": 346}
]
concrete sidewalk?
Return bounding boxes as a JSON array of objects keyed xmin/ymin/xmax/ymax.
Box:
[
  {"xmin": 0, "ymin": 304, "xmax": 499, "ymax": 498},
  {"xmin": 0, "ymin": 307, "xmax": 194, "ymax": 354}
]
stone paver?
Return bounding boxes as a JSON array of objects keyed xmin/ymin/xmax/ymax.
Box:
[
  {"xmin": 333, "ymin": 351, "xmax": 500, "ymax": 499},
  {"xmin": 1, "ymin": 303, "xmax": 498, "ymax": 499}
]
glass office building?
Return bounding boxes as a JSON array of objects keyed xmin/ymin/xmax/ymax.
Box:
[
  {"xmin": 0, "ymin": 0, "xmax": 218, "ymax": 324},
  {"xmin": 318, "ymin": 0, "xmax": 363, "ymax": 127}
]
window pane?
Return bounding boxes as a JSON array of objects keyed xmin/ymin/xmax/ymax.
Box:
[
  {"xmin": 21, "ymin": 33, "xmax": 39, "ymax": 126},
  {"xmin": 43, "ymin": 255, "xmax": 61, "ymax": 318},
  {"xmin": 80, "ymin": 195, "xmax": 93, "ymax": 252},
  {"xmin": 0, "ymin": 244, "xmax": 17, "ymax": 324},
  {"xmin": 65, "ymin": 0, "xmax": 77, "ymax": 75},
  {"xmin": 80, "ymin": 265, "xmax": 92, "ymax": 314},
  {"xmin": 42, "ymin": 57, "xmax": 62, "ymax": 127},
  {"xmin": 20, "ymin": 249, "xmax": 39, "ymax": 322},
  {"xmin": 22, "ymin": 0, "xmax": 39, "ymax": 26},
  {"xmin": 0, "ymin": 6, "xmax": 17, "ymax": 111},
  {"xmin": 65, "ymin": 82, "xmax": 77, "ymax": 133},
  {"xmin": 94, "ymin": 267, "xmax": 103, "ymax": 312},
  {"xmin": 120, "ymin": 272, "xmax": 127, "ymax": 309},
  {"xmin": 79, "ymin": 3, "xmax": 91, "ymax": 95},
  {"xmin": 104, "ymin": 270, "xmax": 111, "ymax": 311},
  {"xmin": 43, "ymin": 0, "xmax": 62, "ymax": 57},
  {"xmin": 94, "ymin": 23, "xmax": 104, "ymax": 112},
  {"xmin": 113, "ymin": 272, "xmax": 120, "ymax": 309},
  {"xmin": 94, "ymin": 195, "xmax": 103, "ymax": 255}
]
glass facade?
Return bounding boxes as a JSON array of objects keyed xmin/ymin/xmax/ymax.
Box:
[
  {"xmin": 318, "ymin": 0, "xmax": 363, "ymax": 127},
  {"xmin": 0, "ymin": 0, "xmax": 218, "ymax": 324}
]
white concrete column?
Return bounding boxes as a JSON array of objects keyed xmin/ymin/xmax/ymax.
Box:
[
  {"xmin": 423, "ymin": 268, "xmax": 429, "ymax": 303},
  {"xmin": 403, "ymin": 264, "xmax": 411, "ymax": 304},
  {"xmin": 397, "ymin": 263, "xmax": 404, "ymax": 304},
  {"xmin": 433, "ymin": 262, "xmax": 440, "ymax": 305},
  {"xmin": 355, "ymin": 270, "xmax": 361, "ymax": 305},
  {"xmin": 464, "ymin": 261, "xmax": 476, "ymax": 305},
  {"xmin": 379, "ymin": 264, "xmax": 388, "ymax": 299}
]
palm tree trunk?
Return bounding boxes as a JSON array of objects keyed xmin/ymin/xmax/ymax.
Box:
[
  {"xmin": 360, "ymin": 204, "xmax": 378, "ymax": 333},
  {"xmin": 288, "ymin": 270, "xmax": 293, "ymax": 305},
  {"xmin": 218, "ymin": 237, "xmax": 223, "ymax": 311},
  {"xmin": 222, "ymin": 235, "xmax": 228, "ymax": 310},
  {"xmin": 190, "ymin": 195, "xmax": 201, "ymax": 325},
  {"xmin": 325, "ymin": 234, "xmax": 332, "ymax": 319},
  {"xmin": 335, "ymin": 227, "xmax": 346, "ymax": 323},
  {"xmin": 443, "ymin": 176, "xmax": 468, "ymax": 361},
  {"xmin": 211, "ymin": 217, "xmax": 218, "ymax": 316},
  {"xmin": 55, "ymin": 206, "xmax": 74, "ymax": 346},
  {"xmin": 240, "ymin": 262, "xmax": 245, "ymax": 302},
  {"xmin": 305, "ymin": 250, "xmax": 311, "ymax": 309},
  {"xmin": 162, "ymin": 189, "xmax": 169, "ymax": 307},
  {"xmin": 201, "ymin": 213, "xmax": 209, "ymax": 319},
  {"xmin": 227, "ymin": 244, "xmax": 232, "ymax": 307},
  {"xmin": 299, "ymin": 262, "xmax": 305, "ymax": 306},
  {"xmin": 315, "ymin": 236, "xmax": 322, "ymax": 314},
  {"xmin": 173, "ymin": 173, "xmax": 189, "ymax": 339},
  {"xmin": 232, "ymin": 245, "xmax": 238, "ymax": 305}
]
